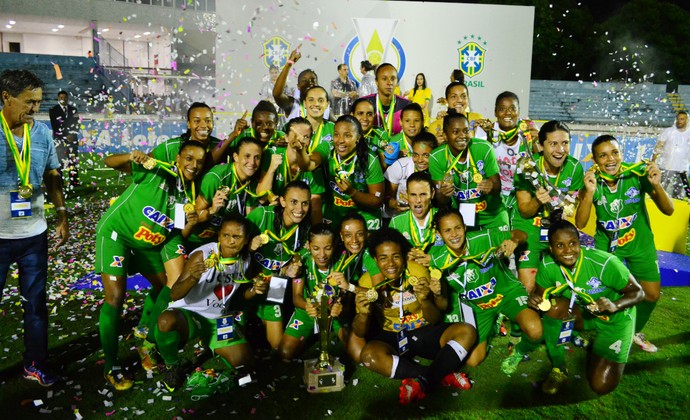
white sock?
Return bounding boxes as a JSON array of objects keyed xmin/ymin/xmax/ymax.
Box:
[
  {"xmin": 389, "ymin": 355, "xmax": 400, "ymax": 379},
  {"xmin": 447, "ymin": 340, "xmax": 468, "ymax": 361}
]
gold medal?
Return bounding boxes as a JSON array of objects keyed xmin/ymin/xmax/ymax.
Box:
[
  {"xmin": 430, "ymin": 268, "xmax": 442, "ymax": 280},
  {"xmin": 365, "ymin": 288, "xmax": 378, "ymax": 302},
  {"xmin": 519, "ymin": 121, "xmax": 528, "ymax": 131},
  {"xmin": 327, "ymin": 274, "xmax": 338, "ymax": 287},
  {"xmin": 472, "ymin": 173, "xmax": 483, "ymax": 183},
  {"xmin": 259, "ymin": 233, "xmax": 270, "ymax": 245},
  {"xmin": 18, "ymin": 184, "xmax": 33, "ymax": 199},
  {"xmin": 218, "ymin": 185, "xmax": 230, "ymax": 195},
  {"xmin": 142, "ymin": 157, "xmax": 156, "ymax": 170},
  {"xmin": 407, "ymin": 276, "xmax": 418, "ymax": 287},
  {"xmin": 204, "ymin": 256, "xmax": 217, "ymax": 269},
  {"xmin": 538, "ymin": 299, "xmax": 552, "ymax": 312},
  {"xmin": 183, "ymin": 202, "xmax": 195, "ymax": 214}
]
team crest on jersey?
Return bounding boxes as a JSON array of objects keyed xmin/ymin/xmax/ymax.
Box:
[
  {"xmin": 402, "ymin": 231, "xmax": 411, "ymax": 241},
  {"xmin": 110, "ymin": 256, "xmax": 125, "ymax": 267},
  {"xmin": 586, "ymin": 277, "xmax": 605, "ymax": 294},
  {"xmin": 625, "ymin": 187, "xmax": 640, "ymax": 198},
  {"xmin": 289, "ymin": 319, "xmax": 304, "ymax": 330},
  {"xmin": 519, "ymin": 251, "xmax": 530, "ymax": 262},
  {"xmin": 609, "ymin": 199, "xmax": 622, "ymax": 213},
  {"xmin": 464, "ymin": 268, "xmax": 479, "ymax": 284}
]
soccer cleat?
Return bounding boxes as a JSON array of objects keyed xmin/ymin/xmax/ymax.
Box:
[
  {"xmin": 138, "ymin": 340, "xmax": 159, "ymax": 371},
  {"xmin": 440, "ymin": 371, "xmax": 472, "ymax": 390},
  {"xmin": 132, "ymin": 325, "xmax": 149, "ymax": 339},
  {"xmin": 105, "ymin": 368, "xmax": 134, "ymax": 391},
  {"xmin": 23, "ymin": 362, "xmax": 59, "ymax": 387},
  {"xmin": 542, "ymin": 367, "xmax": 568, "ymax": 395},
  {"xmin": 501, "ymin": 349, "xmax": 526, "ymax": 375},
  {"xmin": 633, "ymin": 333, "xmax": 658, "ymax": 353},
  {"xmin": 399, "ymin": 378, "xmax": 426, "ymax": 405},
  {"xmin": 499, "ymin": 323, "xmax": 508, "ymax": 337},
  {"xmin": 162, "ymin": 364, "xmax": 185, "ymax": 392}
]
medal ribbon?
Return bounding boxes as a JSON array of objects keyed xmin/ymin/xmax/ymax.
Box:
[
  {"xmin": 558, "ymin": 254, "xmax": 596, "ymax": 306},
  {"xmin": 214, "ymin": 244, "xmax": 251, "ymax": 283},
  {"xmin": 596, "ymin": 161, "xmax": 648, "ymax": 182},
  {"xmin": 497, "ymin": 126, "xmax": 519, "ymax": 144},
  {"xmin": 445, "ymin": 145, "xmax": 479, "ymax": 181},
  {"xmin": 176, "ymin": 164, "xmax": 196, "ymax": 207},
  {"xmin": 440, "ymin": 244, "xmax": 496, "ymax": 271},
  {"xmin": 309, "ymin": 122, "xmax": 324, "ymax": 154},
  {"xmin": 376, "ymin": 94, "xmax": 396, "ymax": 136},
  {"xmin": 400, "ymin": 132, "xmax": 412, "ymax": 155},
  {"xmin": 408, "ymin": 208, "xmax": 436, "ymax": 251},
  {"xmin": 264, "ymin": 224, "xmax": 300, "ymax": 255},
  {"xmin": 308, "ymin": 258, "xmax": 335, "ymax": 298},
  {"xmin": 1, "ymin": 112, "xmax": 31, "ymax": 188},
  {"xmin": 330, "ymin": 150, "xmax": 358, "ymax": 182},
  {"xmin": 335, "ymin": 250, "xmax": 360, "ymax": 273},
  {"xmin": 230, "ymin": 163, "xmax": 268, "ymax": 199},
  {"xmin": 147, "ymin": 159, "xmax": 177, "ymax": 177}
]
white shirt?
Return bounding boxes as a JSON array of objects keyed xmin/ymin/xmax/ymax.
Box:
[
  {"xmin": 657, "ymin": 124, "xmax": 690, "ymax": 171},
  {"xmin": 383, "ymin": 156, "xmax": 416, "ymax": 218}
]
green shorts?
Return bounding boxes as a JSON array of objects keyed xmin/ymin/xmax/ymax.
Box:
[
  {"xmin": 620, "ymin": 252, "xmax": 661, "ymax": 282},
  {"xmin": 161, "ymin": 233, "xmax": 188, "ymax": 263},
  {"xmin": 95, "ymin": 228, "xmax": 164, "ymax": 276},
  {"xmin": 583, "ymin": 306, "xmax": 636, "ymax": 364},
  {"xmin": 255, "ymin": 302, "xmax": 283, "ymax": 322},
  {"xmin": 514, "ymin": 222, "xmax": 549, "ymax": 270},
  {"xmin": 444, "ymin": 284, "xmax": 529, "ymax": 344},
  {"xmin": 285, "ymin": 308, "xmax": 342, "ymax": 339},
  {"xmin": 501, "ymin": 194, "xmax": 518, "ymax": 228},
  {"xmin": 182, "ymin": 309, "xmax": 247, "ymax": 351},
  {"xmin": 477, "ymin": 209, "xmax": 510, "ymax": 232}
]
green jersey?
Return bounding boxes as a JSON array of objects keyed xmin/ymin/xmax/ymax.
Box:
[
  {"xmin": 230, "ymin": 127, "xmax": 286, "ymax": 150},
  {"xmin": 246, "ymin": 206, "xmax": 306, "ymax": 273},
  {"xmin": 591, "ymin": 165, "xmax": 655, "ymax": 258},
  {"xmin": 429, "ymin": 140, "xmax": 506, "ymax": 228},
  {"xmin": 429, "ymin": 229, "xmax": 523, "ymax": 315},
  {"xmin": 389, "ymin": 209, "xmax": 443, "ymax": 252},
  {"xmin": 261, "ymin": 145, "xmax": 326, "ymax": 197},
  {"xmin": 513, "ymin": 154, "xmax": 584, "ymax": 233},
  {"xmin": 536, "ymin": 247, "xmax": 631, "ymax": 324},
  {"xmin": 364, "ymin": 127, "xmax": 390, "ymax": 156},
  {"xmin": 151, "ymin": 135, "xmax": 221, "ymax": 171},
  {"xmin": 309, "ymin": 121, "xmax": 335, "ymax": 161},
  {"xmin": 97, "ymin": 163, "xmax": 190, "ymax": 249},
  {"xmin": 323, "ymin": 150, "xmax": 384, "ymax": 228},
  {"xmin": 389, "ymin": 131, "xmax": 414, "ymax": 157}
]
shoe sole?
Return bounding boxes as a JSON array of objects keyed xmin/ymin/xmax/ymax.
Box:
[{"xmin": 23, "ymin": 373, "xmax": 56, "ymax": 387}]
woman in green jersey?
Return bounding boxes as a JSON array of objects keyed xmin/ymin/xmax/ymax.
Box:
[
  {"xmin": 96, "ymin": 140, "xmax": 206, "ymax": 390},
  {"xmin": 529, "ymin": 216, "xmax": 644, "ymax": 395},
  {"xmin": 576, "ymin": 135, "xmax": 673, "ymax": 353},
  {"xmin": 246, "ymin": 180, "xmax": 312, "ymax": 349}
]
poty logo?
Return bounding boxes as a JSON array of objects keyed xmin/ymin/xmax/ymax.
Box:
[
  {"xmin": 617, "ymin": 228, "xmax": 636, "ymax": 247},
  {"xmin": 476, "ymin": 294, "xmax": 504, "ymax": 309},
  {"xmin": 133, "ymin": 226, "xmax": 166, "ymax": 245}
]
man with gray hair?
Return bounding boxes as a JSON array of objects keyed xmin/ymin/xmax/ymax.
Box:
[{"xmin": 654, "ymin": 111, "xmax": 690, "ymax": 199}]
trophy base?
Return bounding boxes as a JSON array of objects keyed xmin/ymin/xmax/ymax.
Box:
[{"xmin": 303, "ymin": 356, "xmax": 345, "ymax": 393}]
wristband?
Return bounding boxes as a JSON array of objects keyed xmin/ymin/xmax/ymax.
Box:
[
  {"xmin": 287, "ymin": 60, "xmax": 294, "ymax": 65},
  {"xmin": 348, "ymin": 283, "xmax": 356, "ymax": 293}
]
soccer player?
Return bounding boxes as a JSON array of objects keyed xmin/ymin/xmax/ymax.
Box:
[
  {"xmin": 354, "ymin": 228, "xmax": 477, "ymax": 405},
  {"xmin": 576, "ymin": 135, "xmax": 673, "ymax": 352},
  {"xmin": 430, "ymin": 110, "xmax": 506, "ymax": 231},
  {"xmin": 246, "ymin": 180, "xmax": 312, "ymax": 349},
  {"xmin": 97, "ymin": 140, "xmax": 206, "ymax": 390},
  {"xmin": 529, "ymin": 217, "xmax": 644, "ymax": 395},
  {"xmin": 154, "ymin": 214, "xmax": 269, "ymax": 391},
  {"xmin": 513, "ymin": 120, "xmax": 584, "ymax": 292},
  {"xmin": 429, "ymin": 209, "xmax": 542, "ymax": 374}
]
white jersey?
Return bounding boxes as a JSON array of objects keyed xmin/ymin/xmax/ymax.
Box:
[
  {"xmin": 657, "ymin": 125, "xmax": 690, "ymax": 171},
  {"xmin": 168, "ymin": 242, "xmax": 250, "ymax": 319},
  {"xmin": 383, "ymin": 156, "xmax": 416, "ymax": 218},
  {"xmin": 489, "ymin": 123, "xmax": 529, "ymax": 196}
]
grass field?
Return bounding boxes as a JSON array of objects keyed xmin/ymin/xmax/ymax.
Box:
[{"xmin": 1, "ymin": 156, "xmax": 689, "ymax": 418}]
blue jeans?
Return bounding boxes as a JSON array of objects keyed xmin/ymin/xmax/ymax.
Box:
[{"xmin": 0, "ymin": 232, "xmax": 49, "ymax": 367}]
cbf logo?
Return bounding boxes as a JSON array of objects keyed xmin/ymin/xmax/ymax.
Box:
[
  {"xmin": 343, "ymin": 18, "xmax": 407, "ymax": 83},
  {"xmin": 263, "ymin": 37, "xmax": 290, "ymax": 68},
  {"xmin": 458, "ymin": 35, "xmax": 487, "ymax": 78}
]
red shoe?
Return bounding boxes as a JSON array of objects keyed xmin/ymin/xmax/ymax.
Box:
[
  {"xmin": 399, "ymin": 378, "xmax": 426, "ymax": 405},
  {"xmin": 441, "ymin": 371, "xmax": 472, "ymax": 390}
]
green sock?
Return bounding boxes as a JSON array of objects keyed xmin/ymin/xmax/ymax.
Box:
[
  {"xmin": 516, "ymin": 333, "xmax": 541, "ymax": 355},
  {"xmin": 99, "ymin": 302, "xmax": 122, "ymax": 372},
  {"xmin": 146, "ymin": 286, "xmax": 172, "ymax": 342},
  {"xmin": 542, "ymin": 315, "xmax": 566, "ymax": 369},
  {"xmin": 635, "ymin": 300, "xmax": 657, "ymax": 333},
  {"xmin": 155, "ymin": 328, "xmax": 181, "ymax": 366},
  {"xmin": 138, "ymin": 288, "xmax": 161, "ymax": 329}
]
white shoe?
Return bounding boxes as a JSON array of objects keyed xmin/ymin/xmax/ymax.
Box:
[{"xmin": 633, "ymin": 332, "xmax": 658, "ymax": 353}]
